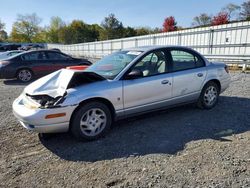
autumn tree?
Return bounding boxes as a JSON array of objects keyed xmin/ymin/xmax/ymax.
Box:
[
  {"xmin": 46, "ymin": 16, "xmax": 65, "ymax": 43},
  {"xmin": 222, "ymin": 3, "xmax": 241, "ymax": 20},
  {"xmin": 0, "ymin": 19, "xmax": 7, "ymax": 42},
  {"xmin": 192, "ymin": 13, "xmax": 212, "ymax": 26},
  {"xmin": 134, "ymin": 27, "xmax": 152, "ymax": 36},
  {"xmin": 0, "ymin": 31, "xmax": 7, "ymax": 42},
  {"xmin": 70, "ymin": 20, "xmax": 100, "ymax": 43},
  {"xmin": 87, "ymin": 24, "xmax": 102, "ymax": 41},
  {"xmin": 10, "ymin": 13, "xmax": 42, "ymax": 42},
  {"xmin": 123, "ymin": 26, "xmax": 137, "ymax": 37},
  {"xmin": 162, "ymin": 16, "xmax": 177, "ymax": 32},
  {"xmin": 241, "ymin": 0, "xmax": 250, "ymax": 20},
  {"xmin": 0, "ymin": 19, "xmax": 4, "ymax": 31},
  {"xmin": 32, "ymin": 29, "xmax": 47, "ymax": 43},
  {"xmin": 211, "ymin": 12, "xmax": 229, "ymax": 26},
  {"xmin": 153, "ymin": 27, "xmax": 162, "ymax": 33},
  {"xmin": 58, "ymin": 26, "xmax": 73, "ymax": 44},
  {"xmin": 100, "ymin": 14, "xmax": 124, "ymax": 40}
]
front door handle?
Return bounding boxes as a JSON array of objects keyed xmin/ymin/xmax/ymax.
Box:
[
  {"xmin": 197, "ymin": 73, "xmax": 203, "ymax": 77},
  {"xmin": 161, "ymin": 80, "xmax": 169, "ymax": 84}
]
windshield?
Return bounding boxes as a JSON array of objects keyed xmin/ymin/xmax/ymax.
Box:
[{"xmin": 86, "ymin": 50, "xmax": 142, "ymax": 79}]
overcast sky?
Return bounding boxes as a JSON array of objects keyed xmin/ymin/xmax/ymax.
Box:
[{"xmin": 0, "ymin": 0, "xmax": 246, "ymax": 34}]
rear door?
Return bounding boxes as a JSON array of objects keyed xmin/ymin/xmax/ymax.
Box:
[
  {"xmin": 46, "ymin": 51, "xmax": 75, "ymax": 71},
  {"xmin": 122, "ymin": 49, "xmax": 173, "ymax": 115},
  {"xmin": 21, "ymin": 51, "xmax": 52, "ymax": 76},
  {"xmin": 168, "ymin": 48, "xmax": 207, "ymax": 102}
]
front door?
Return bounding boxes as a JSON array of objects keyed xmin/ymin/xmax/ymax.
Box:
[
  {"xmin": 46, "ymin": 51, "xmax": 73, "ymax": 72},
  {"xmin": 122, "ymin": 49, "xmax": 173, "ymax": 115}
]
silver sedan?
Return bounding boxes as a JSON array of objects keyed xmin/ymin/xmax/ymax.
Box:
[{"xmin": 13, "ymin": 46, "xmax": 231, "ymax": 140}]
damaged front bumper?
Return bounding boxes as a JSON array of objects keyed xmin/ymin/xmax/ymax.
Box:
[
  {"xmin": 12, "ymin": 68, "xmax": 105, "ymax": 133},
  {"xmin": 12, "ymin": 95, "xmax": 77, "ymax": 133}
]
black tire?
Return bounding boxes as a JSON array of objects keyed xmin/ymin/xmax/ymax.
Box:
[
  {"xmin": 17, "ymin": 69, "xmax": 33, "ymax": 82},
  {"xmin": 38, "ymin": 133, "xmax": 54, "ymax": 140},
  {"xmin": 70, "ymin": 101, "xmax": 112, "ymax": 141},
  {"xmin": 197, "ymin": 81, "xmax": 219, "ymax": 109}
]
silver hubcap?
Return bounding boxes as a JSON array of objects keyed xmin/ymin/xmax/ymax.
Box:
[
  {"xmin": 18, "ymin": 70, "xmax": 31, "ymax": 81},
  {"xmin": 80, "ymin": 108, "xmax": 107, "ymax": 136},
  {"xmin": 204, "ymin": 86, "xmax": 218, "ymax": 106}
]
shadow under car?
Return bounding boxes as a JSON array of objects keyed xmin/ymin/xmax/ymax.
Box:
[{"xmin": 40, "ymin": 96, "xmax": 250, "ymax": 162}]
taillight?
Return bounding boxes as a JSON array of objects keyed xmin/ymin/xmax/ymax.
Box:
[{"xmin": 224, "ymin": 65, "xmax": 229, "ymax": 73}]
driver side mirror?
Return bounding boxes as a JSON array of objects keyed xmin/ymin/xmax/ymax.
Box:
[{"xmin": 125, "ymin": 69, "xmax": 143, "ymax": 80}]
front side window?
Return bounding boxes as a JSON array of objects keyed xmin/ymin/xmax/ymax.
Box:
[
  {"xmin": 131, "ymin": 50, "xmax": 168, "ymax": 77},
  {"xmin": 170, "ymin": 50, "xmax": 204, "ymax": 71},
  {"xmin": 86, "ymin": 50, "xmax": 141, "ymax": 79}
]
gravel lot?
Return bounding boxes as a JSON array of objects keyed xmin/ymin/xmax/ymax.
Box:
[{"xmin": 0, "ymin": 72, "xmax": 249, "ymax": 187}]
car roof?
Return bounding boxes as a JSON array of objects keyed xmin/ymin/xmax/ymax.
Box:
[
  {"xmin": 24, "ymin": 49, "xmax": 61, "ymax": 53},
  {"xmin": 123, "ymin": 45, "xmax": 196, "ymax": 53},
  {"xmin": 6, "ymin": 50, "xmax": 23, "ymax": 53},
  {"xmin": 4, "ymin": 49, "xmax": 65, "ymax": 60},
  {"xmin": 14, "ymin": 49, "xmax": 63, "ymax": 55}
]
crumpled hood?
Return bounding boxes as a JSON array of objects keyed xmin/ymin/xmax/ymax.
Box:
[
  {"xmin": 24, "ymin": 69, "xmax": 75, "ymax": 98},
  {"xmin": 24, "ymin": 69, "xmax": 106, "ymax": 99}
]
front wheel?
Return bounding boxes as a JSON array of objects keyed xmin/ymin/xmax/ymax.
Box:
[
  {"xmin": 70, "ymin": 102, "xmax": 112, "ymax": 141},
  {"xmin": 197, "ymin": 82, "xmax": 219, "ymax": 109}
]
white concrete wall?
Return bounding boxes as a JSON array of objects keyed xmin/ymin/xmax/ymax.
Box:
[{"xmin": 47, "ymin": 21, "xmax": 250, "ymax": 60}]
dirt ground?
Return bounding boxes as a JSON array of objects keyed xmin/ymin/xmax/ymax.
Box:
[{"xmin": 0, "ymin": 72, "xmax": 249, "ymax": 188}]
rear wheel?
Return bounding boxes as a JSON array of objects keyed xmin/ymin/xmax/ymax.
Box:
[
  {"xmin": 197, "ymin": 81, "xmax": 219, "ymax": 109},
  {"xmin": 17, "ymin": 69, "xmax": 33, "ymax": 82},
  {"xmin": 71, "ymin": 102, "xmax": 112, "ymax": 141}
]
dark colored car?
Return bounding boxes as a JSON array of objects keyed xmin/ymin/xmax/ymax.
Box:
[
  {"xmin": 0, "ymin": 44, "xmax": 21, "ymax": 52},
  {"xmin": 0, "ymin": 50, "xmax": 92, "ymax": 82},
  {"xmin": 49, "ymin": 48, "xmax": 61, "ymax": 52}
]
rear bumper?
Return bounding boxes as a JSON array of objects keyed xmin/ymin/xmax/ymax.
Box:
[
  {"xmin": 220, "ymin": 75, "xmax": 231, "ymax": 93},
  {"xmin": 12, "ymin": 95, "xmax": 77, "ymax": 133}
]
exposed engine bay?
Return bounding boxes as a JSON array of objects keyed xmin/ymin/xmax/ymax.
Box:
[{"xmin": 23, "ymin": 69, "xmax": 106, "ymax": 108}]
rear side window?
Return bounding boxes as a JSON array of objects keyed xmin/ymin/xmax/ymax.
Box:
[
  {"xmin": 170, "ymin": 50, "xmax": 204, "ymax": 71},
  {"xmin": 22, "ymin": 52, "xmax": 47, "ymax": 61},
  {"xmin": 47, "ymin": 52, "xmax": 70, "ymax": 60}
]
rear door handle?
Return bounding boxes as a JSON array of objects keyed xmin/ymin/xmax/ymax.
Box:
[
  {"xmin": 161, "ymin": 80, "xmax": 169, "ymax": 84},
  {"xmin": 197, "ymin": 73, "xmax": 203, "ymax": 77}
]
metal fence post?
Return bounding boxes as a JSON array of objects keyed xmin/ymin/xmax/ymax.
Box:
[
  {"xmin": 209, "ymin": 29, "xmax": 214, "ymax": 54},
  {"xmin": 88, "ymin": 43, "xmax": 90, "ymax": 57},
  {"xmin": 102, "ymin": 42, "xmax": 104, "ymax": 56},
  {"xmin": 178, "ymin": 33, "xmax": 182, "ymax": 45},
  {"xmin": 121, "ymin": 40, "xmax": 123, "ymax": 50},
  {"xmin": 153, "ymin": 36, "xmax": 156, "ymax": 45},
  {"xmin": 135, "ymin": 38, "xmax": 138, "ymax": 47},
  {"xmin": 242, "ymin": 60, "xmax": 247, "ymax": 72},
  {"xmin": 110, "ymin": 41, "xmax": 113, "ymax": 53},
  {"xmin": 94, "ymin": 42, "xmax": 96, "ymax": 55}
]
